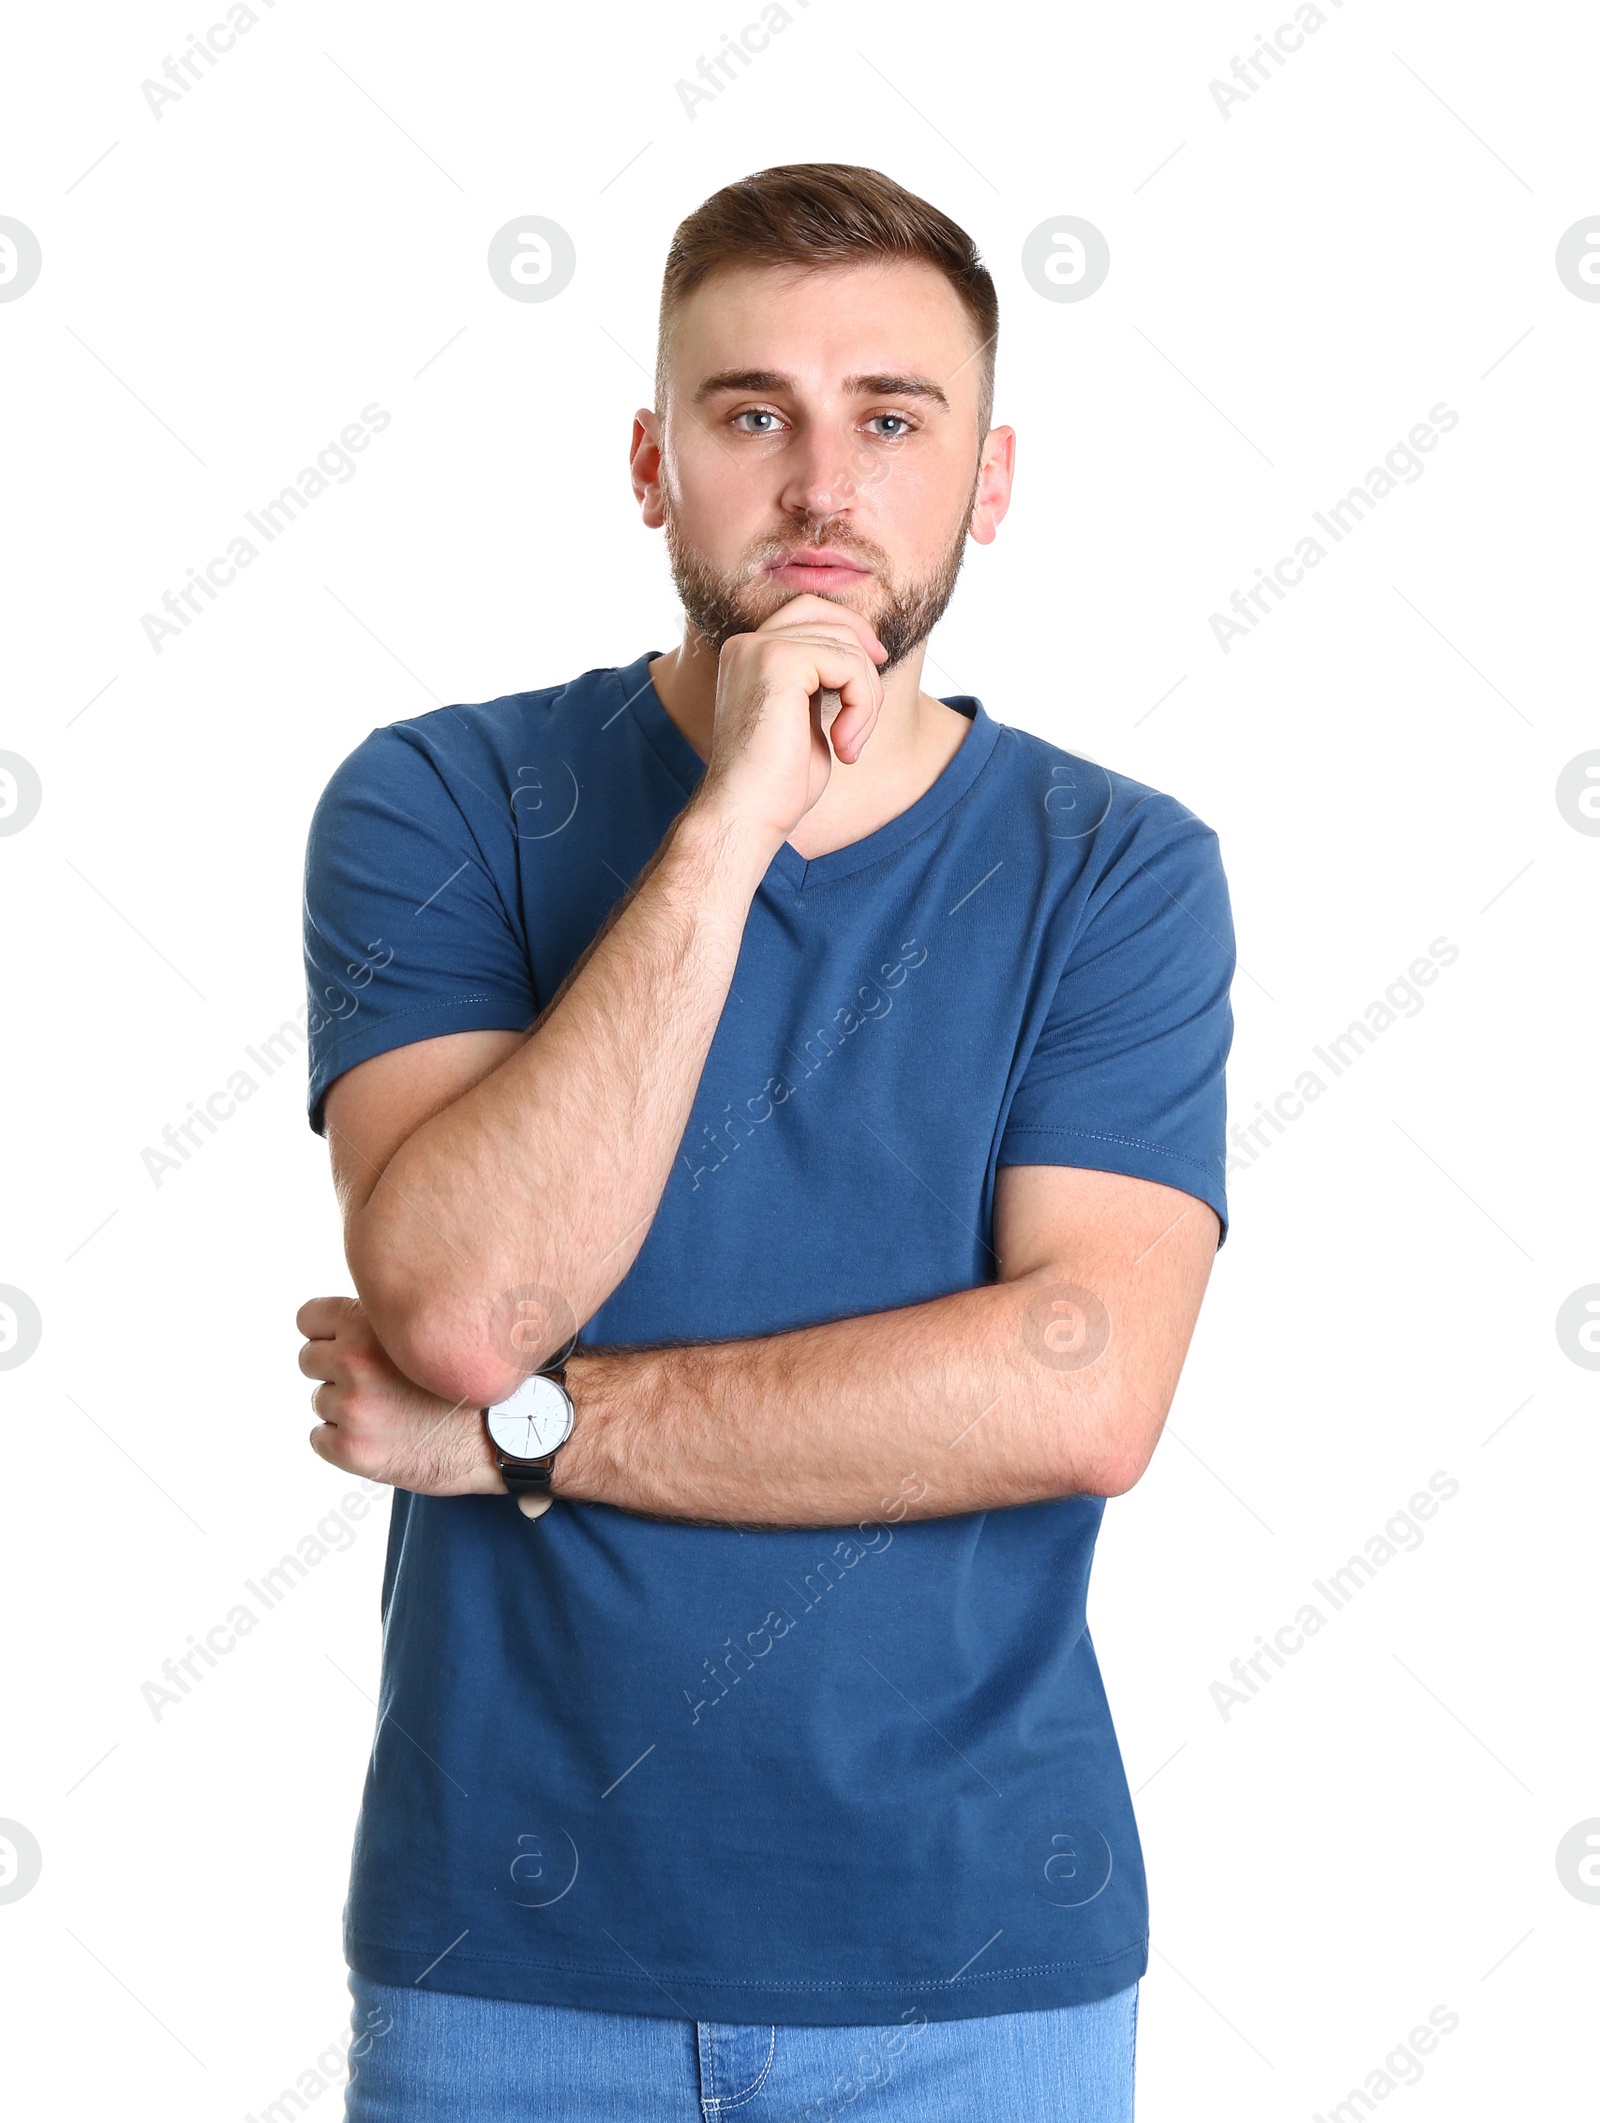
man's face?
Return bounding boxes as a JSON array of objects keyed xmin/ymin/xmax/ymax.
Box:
[{"xmin": 641, "ymin": 260, "xmax": 1010, "ymax": 671}]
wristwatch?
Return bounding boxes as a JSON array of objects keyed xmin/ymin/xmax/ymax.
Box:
[{"xmin": 483, "ymin": 1332, "xmax": 578, "ymax": 1517}]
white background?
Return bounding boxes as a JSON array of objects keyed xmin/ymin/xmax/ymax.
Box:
[{"xmin": 2, "ymin": 1, "xmax": 1595, "ymax": 2115}]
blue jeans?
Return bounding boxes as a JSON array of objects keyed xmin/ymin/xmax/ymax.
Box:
[{"xmin": 342, "ymin": 1971, "xmax": 1138, "ymax": 2121}]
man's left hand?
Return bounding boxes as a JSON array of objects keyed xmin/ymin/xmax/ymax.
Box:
[{"xmin": 297, "ymin": 1295, "xmax": 500, "ymax": 1496}]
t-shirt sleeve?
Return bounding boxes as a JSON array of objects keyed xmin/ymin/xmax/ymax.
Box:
[
  {"xmin": 997, "ymin": 811, "xmax": 1235, "ymax": 1242},
  {"xmin": 302, "ymin": 722, "xmax": 536, "ymax": 1136}
]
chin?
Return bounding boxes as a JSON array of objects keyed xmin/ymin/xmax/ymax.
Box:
[{"xmin": 748, "ymin": 577, "xmax": 879, "ymax": 621}]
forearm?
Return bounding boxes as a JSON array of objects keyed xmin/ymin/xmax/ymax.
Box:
[
  {"xmin": 553, "ymin": 1269, "xmax": 1148, "ymax": 1526},
  {"xmin": 351, "ymin": 795, "xmax": 775, "ymax": 1404}
]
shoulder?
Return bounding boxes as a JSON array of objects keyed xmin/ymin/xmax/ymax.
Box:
[
  {"xmin": 982, "ymin": 714, "xmax": 1226, "ymax": 882},
  {"xmin": 310, "ymin": 663, "xmax": 630, "ymax": 826}
]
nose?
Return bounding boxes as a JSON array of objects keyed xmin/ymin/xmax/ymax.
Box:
[{"xmin": 776, "ymin": 424, "xmax": 861, "ymax": 527}]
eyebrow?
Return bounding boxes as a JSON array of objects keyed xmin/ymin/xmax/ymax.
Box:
[{"xmin": 692, "ymin": 368, "xmax": 951, "ymax": 411}]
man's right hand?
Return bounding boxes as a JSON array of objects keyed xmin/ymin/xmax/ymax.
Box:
[
  {"xmin": 693, "ymin": 595, "xmax": 888, "ymax": 849},
  {"xmin": 325, "ymin": 596, "xmax": 889, "ymax": 1408}
]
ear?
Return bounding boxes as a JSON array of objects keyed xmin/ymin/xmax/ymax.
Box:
[
  {"xmin": 968, "ymin": 424, "xmax": 1016, "ymax": 547},
  {"xmin": 631, "ymin": 409, "xmax": 665, "ymax": 528}
]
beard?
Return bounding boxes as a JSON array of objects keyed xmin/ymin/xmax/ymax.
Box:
[{"xmin": 662, "ymin": 474, "xmax": 977, "ymax": 673}]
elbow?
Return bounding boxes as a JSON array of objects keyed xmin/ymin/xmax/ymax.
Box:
[
  {"xmin": 376, "ymin": 1284, "xmax": 535, "ymax": 1407},
  {"xmin": 388, "ymin": 1313, "xmax": 526, "ymax": 1410},
  {"xmin": 1091, "ymin": 1444, "xmax": 1150, "ymax": 1499},
  {"xmin": 347, "ymin": 1203, "xmax": 582, "ymax": 1408},
  {"xmin": 1062, "ymin": 1379, "xmax": 1165, "ymax": 1499},
  {"xmin": 347, "ymin": 1247, "xmax": 528, "ymax": 1411}
]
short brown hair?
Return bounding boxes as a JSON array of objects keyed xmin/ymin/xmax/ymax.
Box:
[{"xmin": 656, "ymin": 162, "xmax": 998, "ymax": 436}]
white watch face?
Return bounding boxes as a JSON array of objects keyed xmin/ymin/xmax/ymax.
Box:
[{"xmin": 486, "ymin": 1372, "xmax": 573, "ymax": 1460}]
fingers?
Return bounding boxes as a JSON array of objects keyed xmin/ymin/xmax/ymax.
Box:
[
  {"xmin": 295, "ymin": 1296, "xmax": 388, "ymax": 1407},
  {"xmin": 297, "ymin": 1339, "xmax": 342, "ymax": 1382},
  {"xmin": 753, "ymin": 591, "xmax": 886, "ymax": 667},
  {"xmin": 736, "ymin": 624, "xmax": 884, "ymax": 759},
  {"xmin": 809, "ymin": 686, "xmax": 867, "ymax": 769},
  {"xmin": 815, "ymin": 644, "xmax": 881, "ymax": 764},
  {"xmin": 308, "ymin": 1417, "xmax": 369, "ymax": 1480},
  {"xmin": 828, "ymin": 683, "xmax": 875, "ymax": 765},
  {"xmin": 749, "ymin": 592, "xmax": 888, "ymax": 760},
  {"xmin": 296, "ymin": 1293, "xmax": 360, "ymax": 1340}
]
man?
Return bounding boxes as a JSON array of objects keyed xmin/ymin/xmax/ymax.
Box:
[{"xmin": 299, "ymin": 162, "xmax": 1234, "ymax": 2121}]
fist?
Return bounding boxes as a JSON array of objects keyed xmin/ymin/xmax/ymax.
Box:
[
  {"xmin": 697, "ymin": 594, "xmax": 888, "ymax": 844},
  {"xmin": 297, "ymin": 1295, "xmax": 501, "ymax": 1498}
]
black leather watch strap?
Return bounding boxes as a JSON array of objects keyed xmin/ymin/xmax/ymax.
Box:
[{"xmin": 497, "ymin": 1451, "xmax": 557, "ymax": 1497}]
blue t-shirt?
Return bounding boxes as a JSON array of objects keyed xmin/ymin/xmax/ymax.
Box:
[{"xmin": 302, "ymin": 651, "xmax": 1234, "ymax": 2027}]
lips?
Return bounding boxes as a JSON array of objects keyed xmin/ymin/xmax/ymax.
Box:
[
  {"xmin": 777, "ymin": 549, "xmax": 867, "ymax": 570},
  {"xmin": 766, "ymin": 549, "xmax": 872, "ymax": 588}
]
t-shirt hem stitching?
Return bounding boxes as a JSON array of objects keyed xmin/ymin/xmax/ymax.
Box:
[
  {"xmin": 312, "ymin": 993, "xmax": 531, "ymax": 1069},
  {"xmin": 998, "ymin": 1123, "xmax": 1220, "ymax": 1182},
  {"xmin": 347, "ymin": 1934, "xmax": 1146, "ymax": 1993}
]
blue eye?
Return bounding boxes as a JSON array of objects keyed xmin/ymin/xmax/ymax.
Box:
[
  {"xmin": 868, "ymin": 414, "xmax": 912, "ymax": 437},
  {"xmin": 734, "ymin": 409, "xmax": 780, "ymax": 433}
]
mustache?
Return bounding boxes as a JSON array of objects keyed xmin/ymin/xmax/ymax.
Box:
[{"xmin": 744, "ymin": 527, "xmax": 885, "ymax": 573}]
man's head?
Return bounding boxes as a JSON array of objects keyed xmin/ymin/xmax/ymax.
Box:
[{"xmin": 633, "ymin": 164, "xmax": 1012, "ymax": 672}]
